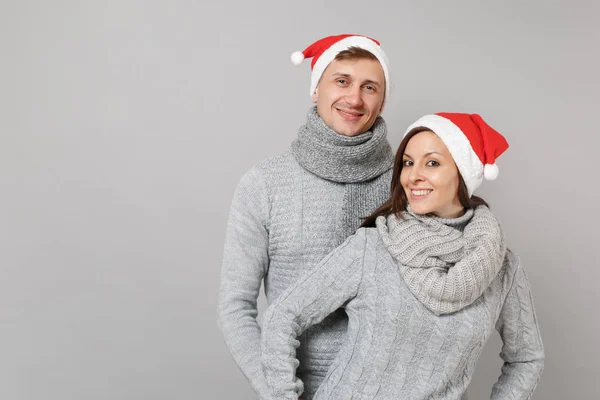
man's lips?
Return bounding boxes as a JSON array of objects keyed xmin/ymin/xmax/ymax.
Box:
[{"xmin": 336, "ymin": 107, "xmax": 364, "ymax": 119}]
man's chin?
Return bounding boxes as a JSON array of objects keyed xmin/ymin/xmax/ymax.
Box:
[
  {"xmin": 333, "ymin": 123, "xmax": 365, "ymax": 137},
  {"xmin": 336, "ymin": 130, "xmax": 361, "ymax": 137}
]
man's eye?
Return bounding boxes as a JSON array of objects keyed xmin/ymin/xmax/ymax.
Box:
[
  {"xmin": 426, "ymin": 160, "xmax": 440, "ymax": 167},
  {"xmin": 364, "ymin": 85, "xmax": 375, "ymax": 91},
  {"xmin": 337, "ymin": 79, "xmax": 347, "ymax": 84}
]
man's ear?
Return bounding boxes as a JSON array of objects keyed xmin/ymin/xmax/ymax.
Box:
[{"xmin": 312, "ymin": 87, "xmax": 318, "ymax": 104}]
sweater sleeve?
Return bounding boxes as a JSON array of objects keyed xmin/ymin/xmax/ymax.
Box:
[
  {"xmin": 217, "ymin": 168, "xmax": 272, "ymax": 399},
  {"xmin": 491, "ymin": 258, "xmax": 544, "ymax": 399},
  {"xmin": 261, "ymin": 229, "xmax": 367, "ymax": 400}
]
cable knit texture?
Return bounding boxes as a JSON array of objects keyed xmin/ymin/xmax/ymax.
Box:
[
  {"xmin": 262, "ymin": 223, "xmax": 544, "ymax": 399},
  {"xmin": 376, "ymin": 205, "xmax": 506, "ymax": 315},
  {"xmin": 218, "ymin": 107, "xmax": 393, "ymax": 400}
]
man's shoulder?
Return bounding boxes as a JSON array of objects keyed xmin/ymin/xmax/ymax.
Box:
[
  {"xmin": 251, "ymin": 150, "xmax": 297, "ymax": 173},
  {"xmin": 236, "ymin": 150, "xmax": 299, "ymax": 190}
]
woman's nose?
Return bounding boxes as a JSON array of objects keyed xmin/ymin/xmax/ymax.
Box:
[{"xmin": 409, "ymin": 164, "xmax": 424, "ymax": 183}]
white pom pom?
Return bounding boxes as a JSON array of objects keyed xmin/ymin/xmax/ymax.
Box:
[
  {"xmin": 290, "ymin": 51, "xmax": 304, "ymax": 66},
  {"xmin": 483, "ymin": 163, "xmax": 499, "ymax": 180}
]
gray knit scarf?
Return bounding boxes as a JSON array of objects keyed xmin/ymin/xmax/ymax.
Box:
[
  {"xmin": 376, "ymin": 205, "xmax": 507, "ymax": 316},
  {"xmin": 291, "ymin": 106, "xmax": 394, "ymax": 183},
  {"xmin": 292, "ymin": 106, "xmax": 394, "ymax": 238}
]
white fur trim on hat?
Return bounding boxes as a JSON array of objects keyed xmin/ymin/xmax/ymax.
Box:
[
  {"xmin": 404, "ymin": 114, "xmax": 484, "ymax": 197},
  {"xmin": 310, "ymin": 36, "xmax": 391, "ymax": 103}
]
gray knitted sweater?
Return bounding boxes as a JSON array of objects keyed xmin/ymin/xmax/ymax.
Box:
[
  {"xmin": 218, "ymin": 107, "xmax": 393, "ymax": 399},
  {"xmin": 261, "ymin": 213, "xmax": 544, "ymax": 399}
]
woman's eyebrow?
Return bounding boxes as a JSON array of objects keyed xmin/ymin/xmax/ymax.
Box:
[{"xmin": 403, "ymin": 151, "xmax": 443, "ymax": 158}]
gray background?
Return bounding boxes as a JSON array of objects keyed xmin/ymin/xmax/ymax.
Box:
[{"xmin": 1, "ymin": 1, "xmax": 598, "ymax": 399}]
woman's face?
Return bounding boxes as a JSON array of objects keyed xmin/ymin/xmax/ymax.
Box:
[{"xmin": 400, "ymin": 130, "xmax": 464, "ymax": 218}]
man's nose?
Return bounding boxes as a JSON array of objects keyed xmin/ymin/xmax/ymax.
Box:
[{"xmin": 344, "ymin": 85, "xmax": 363, "ymax": 107}]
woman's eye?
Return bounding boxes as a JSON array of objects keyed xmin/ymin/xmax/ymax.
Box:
[
  {"xmin": 403, "ymin": 160, "xmax": 413, "ymax": 167},
  {"xmin": 426, "ymin": 160, "xmax": 440, "ymax": 167}
]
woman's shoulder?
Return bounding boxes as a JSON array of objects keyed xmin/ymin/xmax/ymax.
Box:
[
  {"xmin": 355, "ymin": 226, "xmax": 382, "ymax": 245},
  {"xmin": 505, "ymin": 248, "xmax": 522, "ymax": 275},
  {"xmin": 498, "ymin": 248, "xmax": 525, "ymax": 294},
  {"xmin": 337, "ymin": 228, "xmax": 383, "ymax": 259},
  {"xmin": 353, "ymin": 227, "xmax": 394, "ymax": 261}
]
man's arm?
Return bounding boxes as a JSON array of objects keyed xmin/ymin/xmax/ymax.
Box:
[
  {"xmin": 491, "ymin": 257, "xmax": 544, "ymax": 399},
  {"xmin": 261, "ymin": 230, "xmax": 366, "ymax": 400},
  {"xmin": 218, "ymin": 168, "xmax": 271, "ymax": 399}
]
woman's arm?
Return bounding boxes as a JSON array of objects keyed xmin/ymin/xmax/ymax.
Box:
[
  {"xmin": 261, "ymin": 229, "xmax": 368, "ymax": 400},
  {"xmin": 491, "ymin": 256, "xmax": 544, "ymax": 399}
]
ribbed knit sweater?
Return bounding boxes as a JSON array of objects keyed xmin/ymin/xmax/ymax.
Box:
[
  {"xmin": 261, "ymin": 215, "xmax": 544, "ymax": 399},
  {"xmin": 218, "ymin": 107, "xmax": 393, "ymax": 399}
]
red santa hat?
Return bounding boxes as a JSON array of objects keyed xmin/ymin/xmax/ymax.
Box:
[
  {"xmin": 404, "ymin": 113, "xmax": 509, "ymax": 196},
  {"xmin": 290, "ymin": 34, "xmax": 391, "ymax": 103}
]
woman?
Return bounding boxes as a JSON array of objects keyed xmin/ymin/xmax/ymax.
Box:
[{"xmin": 260, "ymin": 112, "xmax": 544, "ymax": 399}]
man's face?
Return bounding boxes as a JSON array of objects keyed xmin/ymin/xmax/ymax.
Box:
[{"xmin": 313, "ymin": 58, "xmax": 385, "ymax": 137}]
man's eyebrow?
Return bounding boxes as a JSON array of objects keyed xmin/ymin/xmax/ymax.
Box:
[
  {"xmin": 362, "ymin": 79, "xmax": 381, "ymax": 87},
  {"xmin": 330, "ymin": 73, "xmax": 381, "ymax": 86}
]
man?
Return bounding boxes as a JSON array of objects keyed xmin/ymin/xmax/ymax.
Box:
[{"xmin": 218, "ymin": 34, "xmax": 394, "ymax": 400}]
